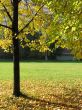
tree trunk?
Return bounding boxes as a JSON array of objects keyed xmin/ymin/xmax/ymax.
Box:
[
  {"xmin": 45, "ymin": 51, "xmax": 48, "ymax": 61},
  {"xmin": 12, "ymin": 0, "xmax": 20, "ymax": 97}
]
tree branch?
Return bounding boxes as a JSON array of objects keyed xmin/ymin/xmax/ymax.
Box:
[
  {"xmin": 0, "ymin": 23, "xmax": 12, "ymax": 30},
  {"xmin": 18, "ymin": 0, "xmax": 22, "ymax": 3},
  {"xmin": 10, "ymin": 0, "xmax": 13, "ymax": 5},
  {"xmin": 10, "ymin": 0, "xmax": 21, "ymax": 5},
  {"xmin": 16, "ymin": 4, "xmax": 45, "ymax": 37},
  {"xmin": 1, "ymin": 3, "xmax": 12, "ymax": 22}
]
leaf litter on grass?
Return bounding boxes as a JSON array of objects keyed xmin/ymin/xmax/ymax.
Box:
[{"xmin": 0, "ymin": 80, "xmax": 82, "ymax": 110}]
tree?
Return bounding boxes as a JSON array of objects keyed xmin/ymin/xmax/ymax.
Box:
[
  {"xmin": 0, "ymin": 0, "xmax": 82, "ymax": 96},
  {"xmin": 12, "ymin": 0, "xmax": 20, "ymax": 96},
  {"xmin": 0, "ymin": 0, "xmax": 53, "ymax": 97}
]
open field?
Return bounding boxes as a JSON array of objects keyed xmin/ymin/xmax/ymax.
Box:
[
  {"xmin": 0, "ymin": 61, "xmax": 82, "ymax": 82},
  {"xmin": 0, "ymin": 61, "xmax": 82, "ymax": 110}
]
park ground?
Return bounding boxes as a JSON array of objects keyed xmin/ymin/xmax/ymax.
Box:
[{"xmin": 0, "ymin": 61, "xmax": 82, "ymax": 110}]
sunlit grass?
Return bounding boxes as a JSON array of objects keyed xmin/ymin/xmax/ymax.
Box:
[
  {"xmin": 0, "ymin": 61, "xmax": 82, "ymax": 82},
  {"xmin": 0, "ymin": 61, "xmax": 82, "ymax": 109}
]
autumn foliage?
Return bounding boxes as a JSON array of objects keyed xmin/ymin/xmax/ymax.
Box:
[{"xmin": 0, "ymin": 0, "xmax": 82, "ymax": 58}]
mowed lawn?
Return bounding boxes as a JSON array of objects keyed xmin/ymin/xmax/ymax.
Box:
[
  {"xmin": 0, "ymin": 61, "xmax": 82, "ymax": 110},
  {"xmin": 0, "ymin": 61, "xmax": 82, "ymax": 82}
]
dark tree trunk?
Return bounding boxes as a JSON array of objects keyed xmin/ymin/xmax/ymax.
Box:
[{"xmin": 12, "ymin": 0, "xmax": 20, "ymax": 96}]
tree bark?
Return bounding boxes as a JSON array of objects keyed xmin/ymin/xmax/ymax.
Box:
[{"xmin": 12, "ymin": 0, "xmax": 20, "ymax": 96}]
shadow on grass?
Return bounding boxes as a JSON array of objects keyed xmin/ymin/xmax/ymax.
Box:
[
  {"xmin": 20, "ymin": 60, "xmax": 82, "ymax": 63},
  {"xmin": 1, "ymin": 81, "xmax": 82, "ymax": 110},
  {"xmin": 19, "ymin": 91, "xmax": 82, "ymax": 110},
  {"xmin": 1, "ymin": 59, "xmax": 82, "ymax": 63},
  {"xmin": 1, "ymin": 89, "xmax": 82, "ymax": 110}
]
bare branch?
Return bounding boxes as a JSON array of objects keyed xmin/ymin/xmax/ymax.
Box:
[
  {"xmin": 0, "ymin": 23, "xmax": 12, "ymax": 30},
  {"xmin": 16, "ymin": 4, "xmax": 44, "ymax": 37},
  {"xmin": 1, "ymin": 3, "xmax": 12, "ymax": 22}
]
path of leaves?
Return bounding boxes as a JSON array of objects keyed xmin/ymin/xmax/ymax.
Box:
[{"xmin": 0, "ymin": 80, "xmax": 82, "ymax": 110}]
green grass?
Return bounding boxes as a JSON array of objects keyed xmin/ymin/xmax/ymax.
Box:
[
  {"xmin": 0, "ymin": 61, "xmax": 82, "ymax": 82},
  {"xmin": 0, "ymin": 61, "xmax": 82, "ymax": 110}
]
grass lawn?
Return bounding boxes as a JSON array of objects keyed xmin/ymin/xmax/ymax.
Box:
[
  {"xmin": 0, "ymin": 61, "xmax": 82, "ymax": 81},
  {"xmin": 0, "ymin": 61, "xmax": 82, "ymax": 110}
]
